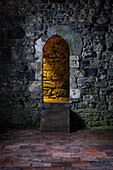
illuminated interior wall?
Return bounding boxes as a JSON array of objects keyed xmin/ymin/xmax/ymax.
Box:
[{"xmin": 43, "ymin": 34, "xmax": 70, "ymax": 103}]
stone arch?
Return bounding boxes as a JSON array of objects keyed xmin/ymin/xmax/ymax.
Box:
[
  {"xmin": 29, "ymin": 26, "xmax": 82, "ymax": 100},
  {"xmin": 43, "ymin": 34, "xmax": 70, "ymax": 103}
]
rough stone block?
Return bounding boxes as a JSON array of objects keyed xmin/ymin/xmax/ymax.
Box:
[
  {"xmin": 107, "ymin": 69, "xmax": 113, "ymax": 76},
  {"xmin": 35, "ymin": 38, "xmax": 45, "ymax": 53},
  {"xmin": 108, "ymin": 102, "xmax": 113, "ymax": 111},
  {"xmin": 70, "ymin": 60, "xmax": 79, "ymax": 68},
  {"xmin": 25, "ymin": 70, "xmax": 35, "ymax": 81},
  {"xmin": 66, "ymin": 33, "xmax": 83, "ymax": 55},
  {"xmin": 94, "ymin": 0, "xmax": 102, "ymax": 6},
  {"xmin": 29, "ymin": 81, "xmax": 42, "ymax": 93},
  {"xmin": 80, "ymin": 60, "xmax": 90, "ymax": 67},
  {"xmin": 70, "ymin": 89, "xmax": 80, "ymax": 99},
  {"xmin": 47, "ymin": 10, "xmax": 55, "ymax": 17},
  {"xmin": 70, "ymin": 55, "xmax": 79, "ymax": 60},
  {"xmin": 93, "ymin": 25, "xmax": 108, "ymax": 32},
  {"xmin": 96, "ymin": 102, "xmax": 108, "ymax": 110},
  {"xmin": 85, "ymin": 68, "xmax": 97, "ymax": 77},
  {"xmin": 77, "ymin": 77, "xmax": 95, "ymax": 84},
  {"xmin": 109, "ymin": 119, "xmax": 113, "ymax": 125},
  {"xmin": 83, "ymin": 95, "xmax": 93, "ymax": 101},
  {"xmin": 56, "ymin": 26, "xmax": 74, "ymax": 40},
  {"xmin": 35, "ymin": 53, "xmax": 43, "ymax": 62},
  {"xmin": 70, "ymin": 56, "xmax": 79, "ymax": 68},
  {"xmin": 73, "ymin": 69, "xmax": 85, "ymax": 77},
  {"xmin": 94, "ymin": 81, "xmax": 107, "ymax": 88},
  {"xmin": 19, "ymin": 65, "xmax": 28, "ymax": 72},
  {"xmin": 106, "ymin": 33, "xmax": 113, "ymax": 44},
  {"xmin": 17, "ymin": 72, "xmax": 24, "ymax": 80}
]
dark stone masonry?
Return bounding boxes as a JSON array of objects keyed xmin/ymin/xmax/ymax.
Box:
[{"xmin": 0, "ymin": 0, "xmax": 113, "ymax": 130}]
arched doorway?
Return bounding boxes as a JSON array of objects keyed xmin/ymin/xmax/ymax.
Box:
[{"xmin": 43, "ymin": 34, "xmax": 70, "ymax": 103}]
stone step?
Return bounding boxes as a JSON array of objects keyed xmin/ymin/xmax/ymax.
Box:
[
  {"xmin": 41, "ymin": 117, "xmax": 69, "ymax": 126},
  {"xmin": 42, "ymin": 109, "xmax": 69, "ymax": 118},
  {"xmin": 42, "ymin": 103, "xmax": 70, "ymax": 109},
  {"xmin": 40, "ymin": 125, "xmax": 69, "ymax": 133},
  {"xmin": 40, "ymin": 103, "xmax": 70, "ymax": 133}
]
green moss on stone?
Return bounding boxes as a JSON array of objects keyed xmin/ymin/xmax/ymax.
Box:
[
  {"xmin": 66, "ymin": 37, "xmax": 74, "ymax": 53},
  {"xmin": 56, "ymin": 29, "xmax": 68, "ymax": 38},
  {"xmin": 88, "ymin": 125, "xmax": 113, "ymax": 130}
]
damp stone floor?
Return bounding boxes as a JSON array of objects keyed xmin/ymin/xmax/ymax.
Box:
[{"xmin": 0, "ymin": 128, "xmax": 113, "ymax": 169}]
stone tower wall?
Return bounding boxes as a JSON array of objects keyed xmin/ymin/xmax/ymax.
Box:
[{"xmin": 0, "ymin": 0, "xmax": 113, "ymax": 129}]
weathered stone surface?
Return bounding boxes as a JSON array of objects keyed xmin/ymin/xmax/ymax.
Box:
[
  {"xmin": 29, "ymin": 81, "xmax": 42, "ymax": 93},
  {"xmin": 94, "ymin": 81, "xmax": 107, "ymax": 88},
  {"xmin": 73, "ymin": 69, "xmax": 85, "ymax": 77},
  {"xmin": 77, "ymin": 77, "xmax": 95, "ymax": 84},
  {"xmin": 85, "ymin": 68, "xmax": 97, "ymax": 77},
  {"xmin": 37, "ymin": 23, "xmax": 43, "ymax": 31},
  {"xmin": 17, "ymin": 72, "xmax": 24, "ymax": 80},
  {"xmin": 99, "ymin": 74, "xmax": 106, "ymax": 80},
  {"xmin": 109, "ymin": 119, "xmax": 113, "ymax": 125},
  {"xmin": 93, "ymin": 25, "xmax": 108, "ymax": 32},
  {"xmin": 107, "ymin": 69, "xmax": 113, "ymax": 76},
  {"xmin": 25, "ymin": 70, "xmax": 35, "ymax": 81},
  {"xmin": 35, "ymin": 53, "xmax": 43, "ymax": 62},
  {"xmin": 70, "ymin": 60, "xmax": 79, "ymax": 68},
  {"xmin": 105, "ymin": 0, "xmax": 112, "ymax": 5},
  {"xmin": 80, "ymin": 60, "xmax": 90, "ymax": 67},
  {"xmin": 70, "ymin": 55, "xmax": 79, "ymax": 60},
  {"xmin": 19, "ymin": 65, "xmax": 28, "ymax": 72},
  {"xmin": 0, "ymin": 0, "xmax": 113, "ymax": 130},
  {"xmin": 92, "ymin": 120, "xmax": 109, "ymax": 126},
  {"xmin": 101, "ymin": 110, "xmax": 112, "ymax": 119},
  {"xmin": 70, "ymin": 89, "xmax": 80, "ymax": 99},
  {"xmin": 101, "ymin": 51, "xmax": 111, "ymax": 60},
  {"xmin": 91, "ymin": 58, "xmax": 102, "ymax": 68},
  {"xmin": 35, "ymin": 38, "xmax": 45, "ymax": 53},
  {"xmin": 56, "ymin": 26, "xmax": 74, "ymax": 40},
  {"xmin": 94, "ymin": 0, "xmax": 101, "ymax": 6},
  {"xmin": 70, "ymin": 56, "xmax": 79, "ymax": 68},
  {"xmin": 96, "ymin": 102, "xmax": 108, "ymax": 110},
  {"xmin": 108, "ymin": 102, "xmax": 113, "ymax": 111},
  {"xmin": 47, "ymin": 10, "xmax": 55, "ymax": 17},
  {"xmin": 40, "ymin": 104, "xmax": 70, "ymax": 132},
  {"xmin": 106, "ymin": 33, "xmax": 113, "ymax": 43},
  {"xmin": 7, "ymin": 26, "xmax": 25, "ymax": 39},
  {"xmin": 70, "ymin": 33, "xmax": 83, "ymax": 55},
  {"xmin": 97, "ymin": 16, "xmax": 108, "ymax": 25}
]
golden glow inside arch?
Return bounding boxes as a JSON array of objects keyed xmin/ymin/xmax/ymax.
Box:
[{"xmin": 43, "ymin": 34, "xmax": 70, "ymax": 103}]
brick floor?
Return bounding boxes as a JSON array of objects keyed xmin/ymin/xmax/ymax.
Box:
[{"xmin": 0, "ymin": 129, "xmax": 113, "ymax": 169}]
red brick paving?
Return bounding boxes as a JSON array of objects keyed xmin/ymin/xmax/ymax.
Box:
[{"xmin": 0, "ymin": 129, "xmax": 113, "ymax": 169}]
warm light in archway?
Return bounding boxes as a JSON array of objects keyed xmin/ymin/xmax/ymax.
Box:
[{"xmin": 43, "ymin": 34, "xmax": 70, "ymax": 103}]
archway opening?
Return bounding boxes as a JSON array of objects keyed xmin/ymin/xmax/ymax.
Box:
[{"xmin": 43, "ymin": 34, "xmax": 70, "ymax": 103}]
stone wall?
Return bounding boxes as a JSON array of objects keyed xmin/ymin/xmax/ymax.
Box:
[{"xmin": 0, "ymin": 0, "xmax": 113, "ymax": 129}]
